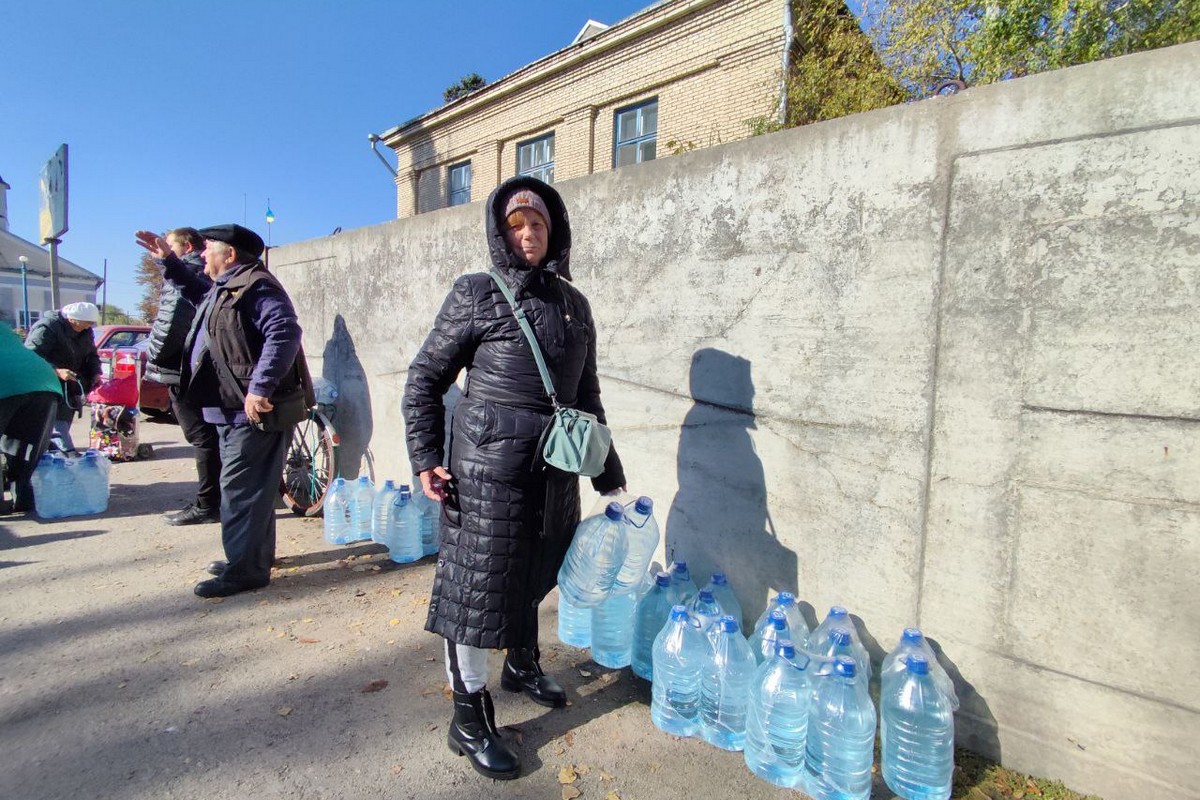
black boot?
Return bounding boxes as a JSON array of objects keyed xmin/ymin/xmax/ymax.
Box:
[
  {"xmin": 447, "ymin": 689, "xmax": 521, "ymax": 780},
  {"xmin": 501, "ymin": 646, "xmax": 567, "ymax": 708}
]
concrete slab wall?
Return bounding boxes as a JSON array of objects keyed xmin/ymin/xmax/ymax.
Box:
[{"xmin": 271, "ymin": 42, "xmax": 1200, "ymax": 800}]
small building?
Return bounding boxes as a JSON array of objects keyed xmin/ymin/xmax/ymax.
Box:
[
  {"xmin": 0, "ymin": 175, "xmax": 103, "ymax": 329},
  {"xmin": 381, "ymin": 0, "xmax": 795, "ymax": 217}
]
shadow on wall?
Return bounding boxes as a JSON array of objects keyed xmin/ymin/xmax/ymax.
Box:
[
  {"xmin": 322, "ymin": 315, "xmax": 373, "ymax": 479},
  {"xmin": 931, "ymin": 638, "xmax": 1002, "ymax": 775},
  {"xmin": 664, "ymin": 348, "xmax": 798, "ymax": 626}
]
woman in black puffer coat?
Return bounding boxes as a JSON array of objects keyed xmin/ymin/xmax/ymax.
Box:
[{"xmin": 403, "ymin": 177, "xmax": 625, "ymax": 780}]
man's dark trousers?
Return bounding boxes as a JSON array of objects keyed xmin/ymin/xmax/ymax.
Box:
[
  {"xmin": 216, "ymin": 423, "xmax": 290, "ymax": 584},
  {"xmin": 170, "ymin": 386, "xmax": 221, "ymax": 510}
]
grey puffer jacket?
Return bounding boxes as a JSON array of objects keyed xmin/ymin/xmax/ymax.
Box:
[
  {"xmin": 145, "ymin": 251, "xmax": 204, "ymax": 385},
  {"xmin": 403, "ymin": 176, "xmax": 625, "ymax": 650}
]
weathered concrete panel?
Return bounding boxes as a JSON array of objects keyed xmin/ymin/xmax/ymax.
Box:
[{"xmin": 274, "ymin": 42, "xmax": 1200, "ymax": 800}]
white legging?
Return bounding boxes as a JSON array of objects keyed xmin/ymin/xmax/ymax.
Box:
[{"xmin": 445, "ymin": 639, "xmax": 490, "ymax": 694}]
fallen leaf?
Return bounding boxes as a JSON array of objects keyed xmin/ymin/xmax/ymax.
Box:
[
  {"xmin": 562, "ymin": 787, "xmax": 581, "ymax": 800},
  {"xmin": 575, "ymin": 763, "xmax": 589, "ymax": 774},
  {"xmin": 600, "ymin": 770, "xmax": 614, "ymax": 782},
  {"xmin": 607, "ymin": 793, "xmax": 621, "ymax": 800},
  {"xmin": 208, "ymin": 597, "xmax": 224, "ymax": 604},
  {"xmin": 297, "ymin": 637, "xmax": 320, "ymax": 644},
  {"xmin": 302, "ymin": 618, "xmax": 314, "ymax": 623},
  {"xmin": 277, "ymin": 706, "xmax": 293, "ymax": 716},
  {"xmin": 442, "ymin": 685, "xmax": 453, "ymax": 700},
  {"xmin": 276, "ymin": 632, "xmax": 286, "ymax": 638},
  {"xmin": 555, "ymin": 745, "xmax": 565, "ymax": 755},
  {"xmin": 389, "ymin": 619, "xmax": 401, "ymax": 626},
  {"xmin": 361, "ymin": 679, "xmax": 389, "ymax": 693},
  {"xmin": 558, "ymin": 765, "xmax": 578, "ymax": 784},
  {"xmin": 563, "ymin": 731, "xmax": 575, "ymax": 747},
  {"xmin": 391, "ymin": 589, "xmax": 403, "ymax": 597}
]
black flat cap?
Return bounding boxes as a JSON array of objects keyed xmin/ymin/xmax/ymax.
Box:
[{"xmin": 198, "ymin": 224, "xmax": 265, "ymax": 260}]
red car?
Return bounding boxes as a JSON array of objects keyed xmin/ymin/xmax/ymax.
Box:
[{"xmin": 92, "ymin": 324, "xmax": 172, "ymax": 415}]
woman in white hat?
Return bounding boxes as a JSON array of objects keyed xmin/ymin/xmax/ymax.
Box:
[{"xmin": 24, "ymin": 302, "xmax": 102, "ymax": 452}]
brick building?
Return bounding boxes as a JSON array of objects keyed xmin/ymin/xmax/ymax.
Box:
[{"xmin": 380, "ymin": 0, "xmax": 794, "ymax": 217}]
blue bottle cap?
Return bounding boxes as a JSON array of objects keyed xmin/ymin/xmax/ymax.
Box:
[
  {"xmin": 829, "ymin": 605, "xmax": 848, "ymax": 618},
  {"xmin": 906, "ymin": 654, "xmax": 930, "ymax": 675},
  {"xmin": 902, "ymin": 627, "xmax": 923, "ymax": 644},
  {"xmin": 775, "ymin": 639, "xmax": 796, "ymax": 659},
  {"xmin": 710, "ymin": 572, "xmax": 727, "ymax": 586},
  {"xmin": 698, "ymin": 588, "xmax": 715, "ymax": 603},
  {"xmin": 768, "ymin": 610, "xmax": 787, "ymax": 630},
  {"xmin": 777, "ymin": 591, "xmax": 795, "ymax": 607},
  {"xmin": 383, "ymin": 479, "xmax": 396, "ymax": 490},
  {"xmin": 634, "ymin": 496, "xmax": 653, "ymax": 514},
  {"xmin": 395, "ymin": 487, "xmax": 410, "ymax": 503},
  {"xmin": 604, "ymin": 502, "xmax": 624, "ymax": 520},
  {"xmin": 830, "ymin": 627, "xmax": 851, "ymax": 646},
  {"xmin": 835, "ymin": 655, "xmax": 857, "ymax": 678},
  {"xmin": 654, "ymin": 572, "xmax": 671, "ymax": 587},
  {"xmin": 672, "ymin": 560, "xmax": 688, "ymax": 572},
  {"xmin": 669, "ymin": 605, "xmax": 689, "ymax": 622},
  {"xmin": 718, "ymin": 615, "xmax": 739, "ymax": 633},
  {"xmin": 357, "ymin": 476, "xmax": 371, "ymax": 485},
  {"xmin": 332, "ymin": 477, "xmax": 345, "ymax": 487}
]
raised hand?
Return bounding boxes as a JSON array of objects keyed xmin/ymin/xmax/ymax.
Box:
[{"xmin": 134, "ymin": 230, "xmax": 171, "ymax": 260}]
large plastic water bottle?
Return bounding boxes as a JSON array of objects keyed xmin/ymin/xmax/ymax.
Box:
[
  {"xmin": 349, "ymin": 475, "xmax": 375, "ymax": 542},
  {"xmin": 557, "ymin": 503, "xmax": 628, "ymax": 608},
  {"xmin": 613, "ymin": 496, "xmax": 660, "ymax": 591},
  {"xmin": 699, "ymin": 615, "xmax": 758, "ymax": 751},
  {"xmin": 412, "ymin": 484, "xmax": 441, "ymax": 556},
  {"xmin": 707, "ymin": 572, "xmax": 744, "ymax": 629},
  {"xmin": 77, "ymin": 451, "xmax": 109, "ymax": 514},
  {"xmin": 753, "ymin": 591, "xmax": 808, "ymax": 644},
  {"xmin": 384, "ymin": 486, "xmax": 422, "ymax": 563},
  {"xmin": 808, "ymin": 606, "xmax": 871, "ymax": 681},
  {"xmin": 371, "ymin": 480, "xmax": 399, "ymax": 544},
  {"xmin": 651, "ymin": 605, "xmax": 708, "ymax": 737},
  {"xmin": 31, "ymin": 454, "xmax": 65, "ymax": 519},
  {"xmin": 882, "ymin": 628, "xmax": 959, "ymax": 710},
  {"xmin": 668, "ymin": 560, "xmax": 699, "ymax": 606},
  {"xmin": 882, "ymin": 654, "xmax": 955, "ymax": 800},
  {"xmin": 323, "ymin": 478, "xmax": 354, "ymax": 545},
  {"xmin": 749, "ymin": 610, "xmax": 790, "ymax": 664},
  {"xmin": 632, "ymin": 571, "xmax": 675, "ymax": 680},
  {"xmin": 813, "ymin": 628, "xmax": 871, "ymax": 686},
  {"xmin": 744, "ymin": 639, "xmax": 811, "ymax": 788},
  {"xmin": 591, "ymin": 588, "xmax": 637, "ymax": 668},
  {"xmin": 688, "ymin": 587, "xmax": 724, "ymax": 640},
  {"xmin": 805, "ymin": 656, "xmax": 876, "ymax": 800},
  {"xmin": 557, "ymin": 591, "xmax": 592, "ymax": 648}
]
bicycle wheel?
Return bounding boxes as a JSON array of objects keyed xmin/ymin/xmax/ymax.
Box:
[{"xmin": 280, "ymin": 412, "xmax": 337, "ymax": 516}]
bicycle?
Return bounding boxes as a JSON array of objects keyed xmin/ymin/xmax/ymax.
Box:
[{"xmin": 279, "ymin": 400, "xmax": 375, "ymax": 516}]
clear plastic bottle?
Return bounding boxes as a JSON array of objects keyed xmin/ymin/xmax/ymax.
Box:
[
  {"xmin": 882, "ymin": 628, "xmax": 959, "ymax": 711},
  {"xmin": 371, "ymin": 479, "xmax": 399, "ymax": 544},
  {"xmin": 805, "ymin": 656, "xmax": 876, "ymax": 800},
  {"xmin": 749, "ymin": 609, "xmax": 790, "ymax": 664},
  {"xmin": 78, "ymin": 451, "xmax": 109, "ymax": 514},
  {"xmin": 753, "ymin": 591, "xmax": 809, "ymax": 644},
  {"xmin": 557, "ymin": 591, "xmax": 593, "ymax": 648},
  {"xmin": 31, "ymin": 454, "xmax": 63, "ymax": 519},
  {"xmin": 613, "ymin": 496, "xmax": 660, "ymax": 591},
  {"xmin": 651, "ymin": 605, "xmax": 708, "ymax": 737},
  {"xmin": 688, "ymin": 587, "xmax": 724, "ymax": 641},
  {"xmin": 323, "ymin": 478, "xmax": 354, "ymax": 545},
  {"xmin": 350, "ymin": 475, "xmax": 376, "ymax": 542},
  {"xmin": 882, "ymin": 654, "xmax": 955, "ymax": 800},
  {"xmin": 384, "ymin": 486, "xmax": 422, "ymax": 564},
  {"xmin": 557, "ymin": 503, "xmax": 628, "ymax": 608},
  {"xmin": 412, "ymin": 483, "xmax": 441, "ymax": 556},
  {"xmin": 707, "ymin": 572, "xmax": 744, "ymax": 629},
  {"xmin": 699, "ymin": 615, "xmax": 758, "ymax": 751},
  {"xmin": 807, "ymin": 606, "xmax": 871, "ymax": 681},
  {"xmin": 744, "ymin": 639, "xmax": 811, "ymax": 788},
  {"xmin": 632, "ymin": 571, "xmax": 675, "ymax": 680},
  {"xmin": 668, "ymin": 560, "xmax": 699, "ymax": 606},
  {"xmin": 813, "ymin": 628, "xmax": 871, "ymax": 686},
  {"xmin": 591, "ymin": 588, "xmax": 637, "ymax": 668}
]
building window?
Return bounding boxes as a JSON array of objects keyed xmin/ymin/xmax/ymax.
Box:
[
  {"xmin": 448, "ymin": 162, "xmax": 472, "ymax": 206},
  {"xmin": 614, "ymin": 99, "xmax": 658, "ymax": 168},
  {"xmin": 517, "ymin": 134, "xmax": 555, "ymax": 183}
]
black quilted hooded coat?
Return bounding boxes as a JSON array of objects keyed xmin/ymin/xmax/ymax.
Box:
[{"xmin": 403, "ymin": 177, "xmax": 625, "ymax": 650}]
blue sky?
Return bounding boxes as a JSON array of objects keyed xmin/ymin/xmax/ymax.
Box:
[{"xmin": 1, "ymin": 0, "xmax": 653, "ymax": 313}]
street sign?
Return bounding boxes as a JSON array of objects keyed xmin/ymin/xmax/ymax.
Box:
[{"xmin": 39, "ymin": 143, "xmax": 68, "ymax": 242}]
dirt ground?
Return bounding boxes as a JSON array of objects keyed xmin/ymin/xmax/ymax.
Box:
[{"xmin": 0, "ymin": 417, "xmax": 1094, "ymax": 800}]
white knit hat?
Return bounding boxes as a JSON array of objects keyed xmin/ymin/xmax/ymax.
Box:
[{"xmin": 61, "ymin": 301, "xmax": 99, "ymax": 323}]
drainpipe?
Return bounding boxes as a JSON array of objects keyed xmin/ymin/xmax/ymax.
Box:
[
  {"xmin": 367, "ymin": 133, "xmax": 398, "ymax": 178},
  {"xmin": 779, "ymin": 0, "xmax": 795, "ymax": 125}
]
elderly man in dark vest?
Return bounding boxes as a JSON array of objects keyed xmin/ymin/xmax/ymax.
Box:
[{"xmin": 136, "ymin": 224, "xmax": 311, "ymax": 598}]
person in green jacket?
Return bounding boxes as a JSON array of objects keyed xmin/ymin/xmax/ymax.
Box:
[{"xmin": 1, "ymin": 324, "xmax": 63, "ymax": 513}]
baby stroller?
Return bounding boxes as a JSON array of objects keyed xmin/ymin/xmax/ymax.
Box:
[{"xmin": 86, "ymin": 347, "xmax": 153, "ymax": 461}]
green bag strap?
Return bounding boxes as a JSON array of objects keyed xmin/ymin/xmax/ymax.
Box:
[{"xmin": 488, "ymin": 269, "xmax": 560, "ymax": 407}]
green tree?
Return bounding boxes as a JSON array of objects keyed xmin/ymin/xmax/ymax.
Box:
[
  {"xmin": 135, "ymin": 252, "xmax": 162, "ymax": 324},
  {"xmin": 97, "ymin": 304, "xmax": 140, "ymax": 324},
  {"xmin": 443, "ymin": 73, "xmax": 486, "ymax": 103}
]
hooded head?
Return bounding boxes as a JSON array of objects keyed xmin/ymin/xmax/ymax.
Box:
[{"xmin": 485, "ymin": 177, "xmax": 571, "ymax": 280}]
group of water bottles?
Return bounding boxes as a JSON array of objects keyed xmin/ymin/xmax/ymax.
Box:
[
  {"xmin": 30, "ymin": 450, "xmax": 111, "ymax": 518},
  {"xmin": 322, "ymin": 475, "xmax": 440, "ymax": 563}
]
